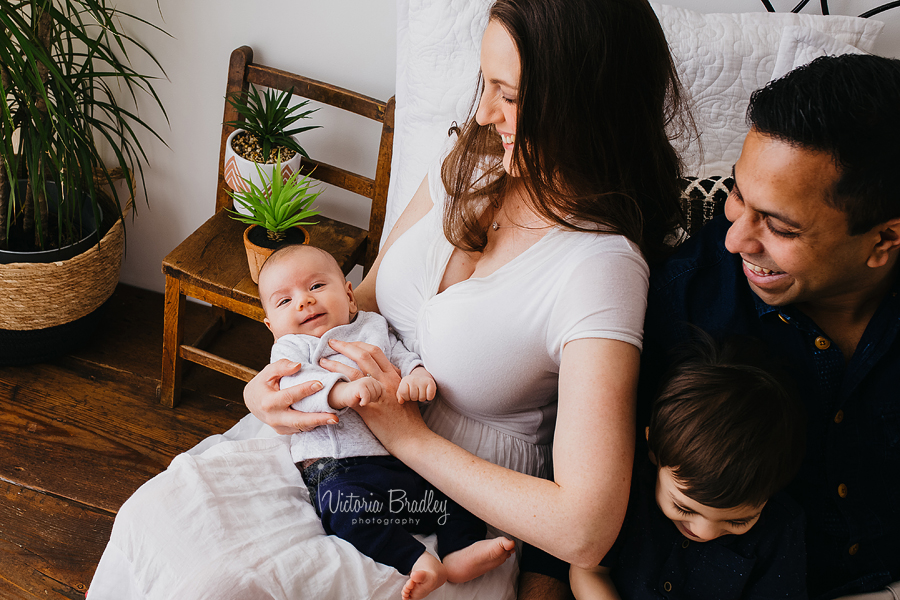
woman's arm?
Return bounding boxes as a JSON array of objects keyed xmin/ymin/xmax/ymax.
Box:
[
  {"xmin": 244, "ymin": 176, "xmax": 434, "ymax": 431},
  {"xmin": 344, "ymin": 336, "xmax": 638, "ymax": 568}
]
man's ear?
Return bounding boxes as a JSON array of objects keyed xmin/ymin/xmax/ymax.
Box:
[
  {"xmin": 867, "ymin": 217, "xmax": 900, "ymax": 269},
  {"xmin": 346, "ymin": 281, "xmax": 359, "ymax": 317}
]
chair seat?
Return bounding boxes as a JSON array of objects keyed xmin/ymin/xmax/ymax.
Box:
[{"xmin": 162, "ymin": 209, "xmax": 369, "ymax": 323}]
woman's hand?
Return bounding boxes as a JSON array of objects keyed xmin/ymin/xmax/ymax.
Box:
[
  {"xmin": 243, "ymin": 359, "xmax": 338, "ymax": 434},
  {"xmin": 321, "ymin": 339, "xmax": 431, "ymax": 452},
  {"xmin": 321, "ymin": 339, "xmax": 402, "ymax": 399}
]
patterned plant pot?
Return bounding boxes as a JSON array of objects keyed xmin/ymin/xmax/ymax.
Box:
[{"xmin": 223, "ymin": 129, "xmax": 303, "ymax": 216}]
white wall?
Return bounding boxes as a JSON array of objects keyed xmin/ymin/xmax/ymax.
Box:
[
  {"xmin": 112, "ymin": 0, "xmax": 397, "ymax": 292},
  {"xmin": 113, "ymin": 0, "xmax": 899, "ymax": 293}
]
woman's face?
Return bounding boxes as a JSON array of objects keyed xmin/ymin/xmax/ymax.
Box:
[{"xmin": 475, "ymin": 20, "xmax": 520, "ymax": 175}]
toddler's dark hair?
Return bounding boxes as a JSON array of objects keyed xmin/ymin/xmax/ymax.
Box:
[{"xmin": 647, "ymin": 332, "xmax": 805, "ymax": 509}]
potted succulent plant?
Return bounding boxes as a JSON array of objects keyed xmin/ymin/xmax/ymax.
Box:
[
  {"xmin": 223, "ymin": 84, "xmax": 320, "ymax": 206},
  {"xmin": 0, "ymin": 0, "xmax": 167, "ymax": 365},
  {"xmin": 228, "ymin": 155, "xmax": 323, "ymax": 283}
]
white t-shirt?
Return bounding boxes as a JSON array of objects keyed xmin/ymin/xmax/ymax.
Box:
[{"xmin": 376, "ymin": 162, "xmax": 649, "ymax": 448}]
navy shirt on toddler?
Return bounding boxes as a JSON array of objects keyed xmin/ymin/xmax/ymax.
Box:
[{"xmin": 601, "ymin": 459, "xmax": 808, "ymax": 600}]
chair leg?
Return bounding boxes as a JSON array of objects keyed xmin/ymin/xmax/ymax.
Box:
[{"xmin": 160, "ymin": 275, "xmax": 186, "ymax": 408}]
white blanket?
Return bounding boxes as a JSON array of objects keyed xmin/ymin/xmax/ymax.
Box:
[{"xmin": 89, "ymin": 415, "xmax": 517, "ymax": 600}]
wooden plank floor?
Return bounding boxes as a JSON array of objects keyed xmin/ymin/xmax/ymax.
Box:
[{"xmin": 0, "ymin": 284, "xmax": 275, "ymax": 599}]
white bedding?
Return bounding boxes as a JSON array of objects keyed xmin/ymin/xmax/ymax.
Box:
[
  {"xmin": 89, "ymin": 415, "xmax": 518, "ymax": 600},
  {"xmin": 383, "ymin": 1, "xmax": 882, "ymax": 242}
]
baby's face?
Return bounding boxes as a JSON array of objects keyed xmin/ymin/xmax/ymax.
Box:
[
  {"xmin": 655, "ymin": 466, "xmax": 765, "ymax": 542},
  {"xmin": 259, "ymin": 248, "xmax": 357, "ymax": 339}
]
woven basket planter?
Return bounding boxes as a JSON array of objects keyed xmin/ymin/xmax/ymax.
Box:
[{"xmin": 0, "ymin": 189, "xmax": 125, "ymax": 364}]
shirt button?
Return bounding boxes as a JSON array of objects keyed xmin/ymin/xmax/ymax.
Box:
[
  {"xmin": 681, "ymin": 540, "xmax": 690, "ymax": 549},
  {"xmin": 664, "ymin": 581, "xmax": 673, "ymax": 592},
  {"xmin": 814, "ymin": 336, "xmax": 831, "ymax": 350},
  {"xmin": 834, "ymin": 410, "xmax": 844, "ymax": 424},
  {"xmin": 849, "ymin": 543, "xmax": 860, "ymax": 555},
  {"xmin": 778, "ymin": 313, "xmax": 790, "ymax": 324},
  {"xmin": 838, "ymin": 483, "xmax": 848, "ymax": 498}
]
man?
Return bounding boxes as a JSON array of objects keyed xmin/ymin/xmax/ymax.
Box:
[{"xmin": 640, "ymin": 54, "xmax": 900, "ymax": 599}]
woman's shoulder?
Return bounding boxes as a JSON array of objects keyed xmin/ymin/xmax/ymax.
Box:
[{"xmin": 547, "ymin": 229, "xmax": 647, "ymax": 271}]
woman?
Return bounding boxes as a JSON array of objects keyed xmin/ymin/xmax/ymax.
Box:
[
  {"xmin": 90, "ymin": 1, "xmax": 689, "ymax": 598},
  {"xmin": 246, "ymin": 0, "xmax": 688, "ymax": 588}
]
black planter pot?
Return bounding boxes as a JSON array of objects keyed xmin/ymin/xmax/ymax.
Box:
[
  {"xmin": 0, "ymin": 301, "xmax": 109, "ymax": 366},
  {"xmin": 0, "ymin": 181, "xmax": 101, "ymax": 264}
]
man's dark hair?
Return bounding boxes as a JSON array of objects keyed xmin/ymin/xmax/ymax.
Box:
[
  {"xmin": 747, "ymin": 54, "xmax": 900, "ymax": 235},
  {"xmin": 648, "ymin": 333, "xmax": 806, "ymax": 509}
]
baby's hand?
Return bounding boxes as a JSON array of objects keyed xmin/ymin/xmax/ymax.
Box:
[
  {"xmin": 397, "ymin": 366, "xmax": 437, "ymax": 404},
  {"xmin": 329, "ymin": 377, "xmax": 384, "ymax": 409}
]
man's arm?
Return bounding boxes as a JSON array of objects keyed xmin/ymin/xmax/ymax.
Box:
[{"xmin": 518, "ymin": 571, "xmax": 573, "ymax": 600}]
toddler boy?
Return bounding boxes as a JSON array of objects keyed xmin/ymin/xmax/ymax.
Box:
[
  {"xmin": 570, "ymin": 334, "xmax": 807, "ymax": 600},
  {"xmin": 257, "ymin": 244, "xmax": 514, "ymax": 600}
]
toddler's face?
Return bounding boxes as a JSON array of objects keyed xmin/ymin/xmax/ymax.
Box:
[
  {"xmin": 655, "ymin": 466, "xmax": 765, "ymax": 542},
  {"xmin": 259, "ymin": 248, "xmax": 357, "ymax": 339}
]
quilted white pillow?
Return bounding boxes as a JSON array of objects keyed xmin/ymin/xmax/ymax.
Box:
[
  {"xmin": 653, "ymin": 2, "xmax": 882, "ymax": 176},
  {"xmin": 384, "ymin": 1, "xmax": 883, "ymax": 240},
  {"xmin": 771, "ymin": 25, "xmax": 868, "ymax": 80}
]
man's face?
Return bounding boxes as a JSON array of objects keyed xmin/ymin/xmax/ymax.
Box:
[{"xmin": 724, "ymin": 129, "xmax": 879, "ymax": 310}]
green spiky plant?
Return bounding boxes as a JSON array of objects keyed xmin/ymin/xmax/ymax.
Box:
[
  {"xmin": 0, "ymin": 0, "xmax": 169, "ymax": 252},
  {"xmin": 225, "ymin": 84, "xmax": 320, "ymax": 164},
  {"xmin": 228, "ymin": 156, "xmax": 322, "ymax": 243}
]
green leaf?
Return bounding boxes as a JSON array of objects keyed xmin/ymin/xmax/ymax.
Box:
[
  {"xmin": 226, "ymin": 155, "xmax": 322, "ymax": 235},
  {"xmin": 1, "ymin": 0, "xmax": 169, "ymax": 249}
]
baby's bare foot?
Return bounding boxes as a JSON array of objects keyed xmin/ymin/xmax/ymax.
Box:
[
  {"xmin": 443, "ymin": 537, "xmax": 515, "ymax": 584},
  {"xmin": 401, "ymin": 551, "xmax": 447, "ymax": 600}
]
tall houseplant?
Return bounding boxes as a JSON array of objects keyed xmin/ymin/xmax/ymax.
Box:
[
  {"xmin": 0, "ymin": 0, "xmax": 168, "ymax": 253},
  {"xmin": 0, "ymin": 0, "xmax": 168, "ymax": 365}
]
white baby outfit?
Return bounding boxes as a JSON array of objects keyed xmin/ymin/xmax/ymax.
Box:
[{"xmin": 273, "ymin": 310, "xmax": 424, "ymax": 463}]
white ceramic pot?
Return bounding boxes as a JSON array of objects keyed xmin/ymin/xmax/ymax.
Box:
[{"xmin": 223, "ymin": 129, "xmax": 303, "ymax": 216}]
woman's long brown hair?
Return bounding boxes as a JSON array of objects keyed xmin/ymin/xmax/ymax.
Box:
[{"xmin": 441, "ymin": 0, "xmax": 693, "ymax": 263}]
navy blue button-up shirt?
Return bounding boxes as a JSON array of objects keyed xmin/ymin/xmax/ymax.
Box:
[
  {"xmin": 641, "ymin": 215, "xmax": 900, "ymax": 600},
  {"xmin": 602, "ymin": 459, "xmax": 807, "ymax": 600}
]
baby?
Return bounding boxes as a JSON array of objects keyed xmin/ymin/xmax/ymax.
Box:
[
  {"xmin": 257, "ymin": 244, "xmax": 514, "ymax": 600},
  {"xmin": 570, "ymin": 334, "xmax": 808, "ymax": 600}
]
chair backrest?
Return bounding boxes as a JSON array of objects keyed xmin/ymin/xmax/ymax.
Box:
[{"xmin": 216, "ymin": 46, "xmax": 395, "ymax": 272}]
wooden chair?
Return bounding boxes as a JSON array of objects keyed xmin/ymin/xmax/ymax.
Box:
[{"xmin": 160, "ymin": 46, "xmax": 395, "ymax": 408}]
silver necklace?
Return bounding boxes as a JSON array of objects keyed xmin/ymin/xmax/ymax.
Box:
[{"xmin": 491, "ymin": 217, "xmax": 544, "ymax": 231}]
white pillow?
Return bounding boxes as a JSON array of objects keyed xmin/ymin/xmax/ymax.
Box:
[
  {"xmin": 652, "ymin": 2, "xmax": 882, "ymax": 176},
  {"xmin": 771, "ymin": 25, "xmax": 868, "ymax": 80},
  {"xmin": 384, "ymin": 1, "xmax": 883, "ymax": 240}
]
